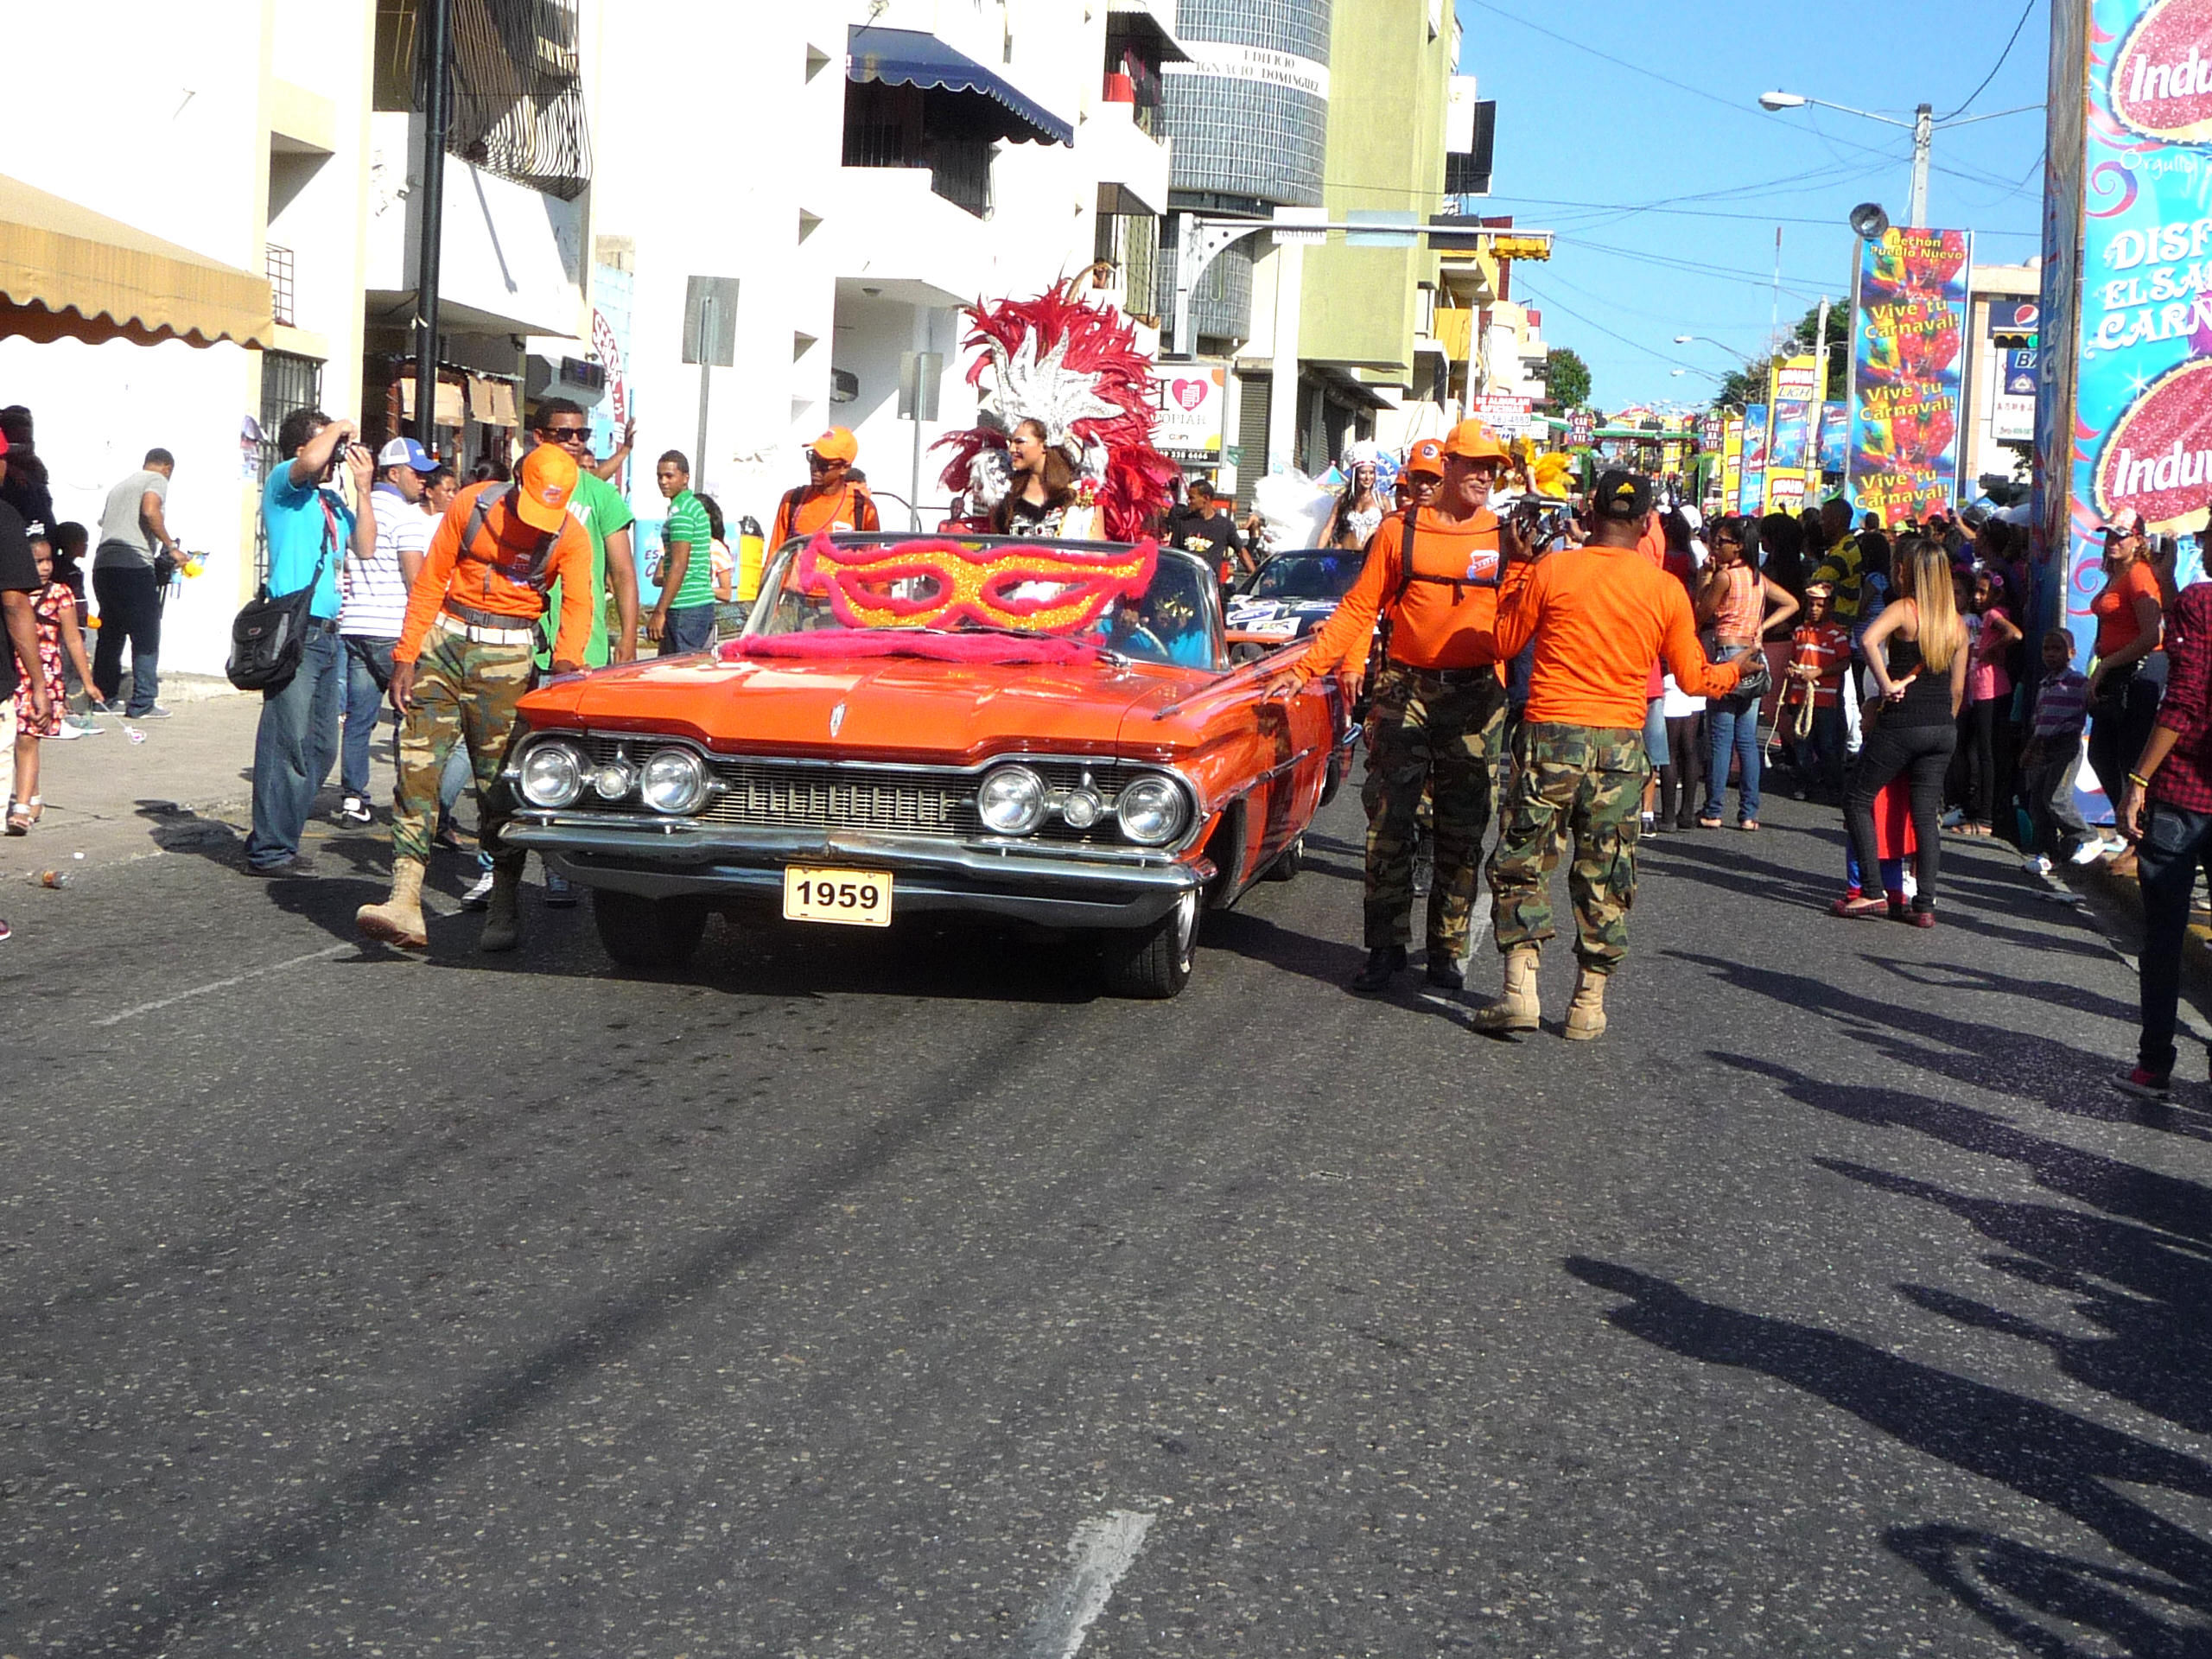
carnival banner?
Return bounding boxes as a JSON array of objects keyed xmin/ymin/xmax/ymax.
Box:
[
  {"xmin": 1567, "ymin": 408, "xmax": 1596, "ymax": 448},
  {"xmin": 1721, "ymin": 416, "xmax": 1745, "ymax": 509},
  {"xmin": 1847, "ymin": 227, "xmax": 1973, "ymax": 524},
  {"xmin": 1820, "ymin": 401, "xmax": 1848, "ymax": 476},
  {"xmin": 1764, "ymin": 356, "xmax": 1818, "ymax": 511},
  {"xmin": 2042, "ymin": 0, "xmax": 2212, "ymax": 662},
  {"xmin": 1738, "ymin": 404, "xmax": 1769, "ymax": 513}
]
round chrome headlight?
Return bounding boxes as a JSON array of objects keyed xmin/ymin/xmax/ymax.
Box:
[
  {"xmin": 591, "ymin": 760, "xmax": 636, "ymax": 801},
  {"xmin": 518, "ymin": 740, "xmax": 584, "ymax": 808},
  {"xmin": 1116, "ymin": 774, "xmax": 1188, "ymax": 845},
  {"xmin": 1059, "ymin": 786, "xmax": 1104, "ymax": 830},
  {"xmin": 640, "ymin": 747, "xmax": 709, "ymax": 815},
  {"xmin": 977, "ymin": 764, "xmax": 1047, "ymax": 835}
]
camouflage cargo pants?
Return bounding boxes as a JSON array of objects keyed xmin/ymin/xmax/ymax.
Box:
[
  {"xmin": 1361, "ymin": 664, "xmax": 1508, "ymax": 957},
  {"xmin": 1487, "ymin": 721, "xmax": 1649, "ymax": 973},
  {"xmin": 391, "ymin": 626, "xmax": 534, "ymax": 871}
]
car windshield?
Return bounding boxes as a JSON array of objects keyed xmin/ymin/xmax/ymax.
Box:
[
  {"xmin": 746, "ymin": 535, "xmax": 1222, "ymax": 670},
  {"xmin": 1245, "ymin": 553, "xmax": 1361, "ymax": 601}
]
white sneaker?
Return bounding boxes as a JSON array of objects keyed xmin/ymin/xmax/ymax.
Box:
[
  {"xmin": 50, "ymin": 721, "xmax": 82, "ymax": 741},
  {"xmin": 2069, "ymin": 838, "xmax": 2108, "ymax": 867},
  {"xmin": 460, "ymin": 868, "xmax": 496, "ymax": 910},
  {"xmin": 335, "ymin": 795, "xmax": 374, "ymax": 825}
]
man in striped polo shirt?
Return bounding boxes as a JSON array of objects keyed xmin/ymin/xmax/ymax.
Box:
[{"xmin": 336, "ymin": 437, "xmax": 438, "ymax": 824}]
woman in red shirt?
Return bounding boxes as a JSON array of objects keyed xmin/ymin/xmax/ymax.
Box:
[{"xmin": 2085, "ymin": 512, "xmax": 2164, "ymax": 862}]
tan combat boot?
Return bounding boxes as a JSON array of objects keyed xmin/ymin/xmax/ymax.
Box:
[
  {"xmin": 478, "ymin": 865, "xmax": 525, "ymax": 952},
  {"xmin": 1472, "ymin": 945, "xmax": 1541, "ymax": 1033},
  {"xmin": 1563, "ymin": 966, "xmax": 1609, "ymax": 1041},
  {"xmin": 355, "ymin": 857, "xmax": 429, "ymax": 950}
]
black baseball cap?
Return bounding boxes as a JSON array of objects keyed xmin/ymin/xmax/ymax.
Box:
[{"xmin": 1592, "ymin": 469, "xmax": 1652, "ymax": 522}]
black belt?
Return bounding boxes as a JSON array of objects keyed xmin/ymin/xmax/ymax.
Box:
[
  {"xmin": 445, "ymin": 599, "xmax": 541, "ymax": 631},
  {"xmin": 1391, "ymin": 662, "xmax": 1495, "ymax": 684},
  {"xmin": 305, "ymin": 615, "xmax": 339, "ymax": 634}
]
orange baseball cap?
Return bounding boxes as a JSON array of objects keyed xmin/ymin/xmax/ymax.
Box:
[
  {"xmin": 1441, "ymin": 419, "xmax": 1511, "ymax": 462},
  {"xmin": 514, "ymin": 442, "xmax": 580, "ymax": 532},
  {"xmin": 810, "ymin": 426, "xmax": 859, "ymax": 464},
  {"xmin": 1402, "ymin": 439, "xmax": 1445, "ymax": 477}
]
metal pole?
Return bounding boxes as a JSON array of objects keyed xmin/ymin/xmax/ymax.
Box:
[
  {"xmin": 1909, "ymin": 103, "xmax": 1932, "ymax": 227},
  {"xmin": 1170, "ymin": 211, "xmax": 1194, "ymax": 360},
  {"xmin": 1845, "ymin": 244, "xmax": 1864, "ymax": 514},
  {"xmin": 1811, "ymin": 293, "xmax": 1831, "ymax": 498},
  {"xmin": 693, "ymin": 296, "xmax": 713, "ymax": 497},
  {"xmin": 412, "ymin": 0, "xmax": 451, "ymax": 452},
  {"xmin": 908, "ymin": 398, "xmax": 924, "ymax": 531}
]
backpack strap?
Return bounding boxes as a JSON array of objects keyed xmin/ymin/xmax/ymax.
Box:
[{"xmin": 467, "ymin": 483, "xmax": 562, "ymax": 597}]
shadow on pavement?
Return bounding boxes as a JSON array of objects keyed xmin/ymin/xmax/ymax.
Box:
[
  {"xmin": 1681, "ymin": 953, "xmax": 2196, "ymax": 1135},
  {"xmin": 1564, "ymin": 1256, "xmax": 2212, "ymax": 1656}
]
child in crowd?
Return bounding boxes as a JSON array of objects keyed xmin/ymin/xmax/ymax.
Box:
[
  {"xmin": 1833, "ymin": 775, "xmax": 1916, "ymax": 915},
  {"xmin": 8, "ymin": 532, "xmax": 99, "ymax": 834},
  {"xmin": 46, "ymin": 523, "xmax": 97, "ymax": 725},
  {"xmin": 1782, "ymin": 582, "xmax": 1850, "ymax": 798},
  {"xmin": 1954, "ymin": 565, "xmax": 2022, "ymax": 836},
  {"xmin": 2018, "ymin": 627, "xmax": 2098, "ymax": 876}
]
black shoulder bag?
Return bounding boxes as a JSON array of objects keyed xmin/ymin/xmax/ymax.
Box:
[{"xmin": 227, "ymin": 495, "xmax": 339, "ymax": 691}]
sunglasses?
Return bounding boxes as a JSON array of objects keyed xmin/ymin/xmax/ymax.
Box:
[
  {"xmin": 807, "ymin": 454, "xmax": 841, "ymax": 470},
  {"xmin": 542, "ymin": 425, "xmax": 590, "ymax": 445}
]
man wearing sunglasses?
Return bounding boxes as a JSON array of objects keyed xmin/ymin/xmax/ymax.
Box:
[
  {"xmin": 531, "ymin": 398, "xmax": 640, "ymax": 670},
  {"xmin": 769, "ymin": 427, "xmax": 880, "ymax": 550}
]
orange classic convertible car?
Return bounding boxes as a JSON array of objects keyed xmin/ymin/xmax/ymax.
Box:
[{"xmin": 499, "ymin": 531, "xmax": 1356, "ymax": 996}]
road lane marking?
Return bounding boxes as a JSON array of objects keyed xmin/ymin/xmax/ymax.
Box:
[
  {"xmin": 1016, "ymin": 1509, "xmax": 1155, "ymax": 1659},
  {"xmin": 91, "ymin": 943, "xmax": 357, "ymax": 1027}
]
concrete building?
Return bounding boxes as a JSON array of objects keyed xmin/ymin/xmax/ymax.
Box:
[
  {"xmin": 1, "ymin": 0, "xmax": 378, "ymax": 676},
  {"xmin": 587, "ymin": 0, "xmax": 1181, "ymax": 550}
]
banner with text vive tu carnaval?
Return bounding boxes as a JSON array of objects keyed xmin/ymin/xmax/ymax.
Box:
[
  {"xmin": 1847, "ymin": 226, "xmax": 1973, "ymax": 524},
  {"xmin": 2040, "ymin": 0, "xmax": 2212, "ymax": 659},
  {"xmin": 1738, "ymin": 404, "xmax": 1769, "ymax": 512}
]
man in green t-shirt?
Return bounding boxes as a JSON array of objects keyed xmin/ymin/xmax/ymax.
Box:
[
  {"xmin": 648, "ymin": 449, "xmax": 718, "ymax": 656},
  {"xmin": 531, "ymin": 398, "xmax": 640, "ymax": 671}
]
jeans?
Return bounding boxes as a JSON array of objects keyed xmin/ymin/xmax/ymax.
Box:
[
  {"xmin": 2022, "ymin": 752, "xmax": 2090, "ymax": 858},
  {"xmin": 244, "ymin": 624, "xmax": 344, "ymax": 868},
  {"xmin": 1845, "ymin": 718, "xmax": 1956, "ymax": 912},
  {"xmin": 1703, "ymin": 691, "xmax": 1761, "ymax": 823},
  {"xmin": 2086, "ymin": 671, "xmax": 2160, "ymax": 825},
  {"xmin": 659, "ymin": 601, "xmax": 718, "ymax": 656},
  {"xmin": 2135, "ymin": 801, "xmax": 2212, "ymax": 1077},
  {"xmin": 91, "ymin": 562, "xmax": 162, "ymax": 714},
  {"xmin": 340, "ymin": 635, "xmax": 395, "ymax": 798}
]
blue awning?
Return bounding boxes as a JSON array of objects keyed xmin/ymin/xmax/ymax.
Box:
[{"xmin": 846, "ymin": 27, "xmax": 1074, "ymax": 148}]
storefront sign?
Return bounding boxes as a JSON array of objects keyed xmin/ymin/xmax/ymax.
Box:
[
  {"xmin": 1567, "ymin": 407, "xmax": 1596, "ymax": 447},
  {"xmin": 1154, "ymin": 362, "xmax": 1229, "ymax": 458},
  {"xmin": 2042, "ymin": 0, "xmax": 2212, "ymax": 658},
  {"xmin": 1993, "ymin": 347, "xmax": 2037, "ymax": 442},
  {"xmin": 1477, "ymin": 392, "xmax": 1535, "ymax": 436},
  {"xmin": 1847, "ymin": 226, "xmax": 1974, "ymax": 525}
]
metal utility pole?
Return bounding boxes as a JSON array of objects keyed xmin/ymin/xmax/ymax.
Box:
[
  {"xmin": 694, "ymin": 292, "xmax": 715, "ymax": 498},
  {"xmin": 412, "ymin": 0, "xmax": 452, "ymax": 452},
  {"xmin": 1909, "ymin": 102, "xmax": 1932, "ymax": 227},
  {"xmin": 1810, "ymin": 293, "xmax": 1832, "ymax": 491}
]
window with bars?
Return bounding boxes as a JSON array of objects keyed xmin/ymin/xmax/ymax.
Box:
[
  {"xmin": 372, "ymin": 0, "xmax": 593, "ymax": 200},
  {"xmin": 265, "ymin": 245, "xmax": 296, "ymax": 328},
  {"xmin": 254, "ymin": 352, "xmax": 325, "ymax": 582}
]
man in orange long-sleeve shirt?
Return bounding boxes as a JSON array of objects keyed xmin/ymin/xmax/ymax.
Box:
[
  {"xmin": 1287, "ymin": 422, "xmax": 1526, "ymax": 993},
  {"xmin": 1475, "ymin": 469, "xmax": 1743, "ymax": 1039},
  {"xmin": 357, "ymin": 442, "xmax": 594, "ymax": 954}
]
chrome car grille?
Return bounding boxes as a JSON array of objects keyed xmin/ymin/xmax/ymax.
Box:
[{"xmin": 570, "ymin": 737, "xmax": 1143, "ymax": 843}]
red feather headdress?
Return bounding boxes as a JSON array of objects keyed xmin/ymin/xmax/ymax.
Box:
[{"xmin": 934, "ymin": 280, "xmax": 1179, "ymax": 543}]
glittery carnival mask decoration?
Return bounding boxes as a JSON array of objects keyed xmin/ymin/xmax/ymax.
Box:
[{"xmin": 793, "ymin": 532, "xmax": 1160, "ymax": 633}]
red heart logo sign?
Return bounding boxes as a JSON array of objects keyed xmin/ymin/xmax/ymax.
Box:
[{"xmin": 1171, "ymin": 379, "xmax": 1207, "ymax": 411}]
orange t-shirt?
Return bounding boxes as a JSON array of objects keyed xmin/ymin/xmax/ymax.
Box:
[
  {"xmin": 1492, "ymin": 542, "xmax": 1742, "ymax": 729},
  {"xmin": 1298, "ymin": 506, "xmax": 1528, "ymax": 677},
  {"xmin": 770, "ymin": 480, "xmax": 880, "ymax": 548},
  {"xmin": 2092, "ymin": 557, "xmax": 2161, "ymax": 660},
  {"xmin": 395, "ymin": 481, "xmax": 596, "ymax": 666}
]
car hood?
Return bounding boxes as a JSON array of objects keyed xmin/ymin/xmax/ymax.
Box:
[{"xmin": 521, "ymin": 650, "xmax": 1212, "ymax": 765}]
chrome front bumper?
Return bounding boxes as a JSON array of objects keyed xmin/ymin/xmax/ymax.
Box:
[{"xmin": 500, "ymin": 814, "xmax": 1212, "ymax": 930}]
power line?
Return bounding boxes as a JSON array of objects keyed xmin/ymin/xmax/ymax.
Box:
[{"xmin": 1941, "ymin": 0, "xmax": 2040, "ymax": 120}]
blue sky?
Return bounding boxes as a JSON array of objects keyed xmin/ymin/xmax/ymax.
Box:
[{"xmin": 1450, "ymin": 0, "xmax": 2050, "ymax": 412}]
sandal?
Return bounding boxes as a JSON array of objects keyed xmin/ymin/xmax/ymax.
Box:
[
  {"xmin": 1696, "ymin": 815, "xmax": 1723, "ymax": 830},
  {"xmin": 4, "ymin": 801, "xmax": 29, "ymax": 836},
  {"xmin": 1738, "ymin": 819, "xmax": 1759, "ymax": 832},
  {"xmin": 1830, "ymin": 893, "xmax": 1891, "ymax": 918}
]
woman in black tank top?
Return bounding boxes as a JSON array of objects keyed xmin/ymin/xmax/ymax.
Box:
[{"xmin": 1836, "ymin": 538, "xmax": 1971, "ymax": 925}]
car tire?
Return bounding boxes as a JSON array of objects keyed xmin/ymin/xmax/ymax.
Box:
[
  {"xmin": 1262, "ymin": 835, "xmax": 1303, "ymax": 881},
  {"xmin": 1099, "ymin": 890, "xmax": 1198, "ymax": 999},
  {"xmin": 593, "ymin": 888, "xmax": 709, "ymax": 970}
]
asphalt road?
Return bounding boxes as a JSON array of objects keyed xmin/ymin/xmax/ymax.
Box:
[{"xmin": 3, "ymin": 791, "xmax": 2208, "ymax": 1657}]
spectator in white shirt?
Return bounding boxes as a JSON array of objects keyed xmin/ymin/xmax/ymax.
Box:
[{"xmin": 336, "ymin": 437, "xmax": 437, "ymax": 824}]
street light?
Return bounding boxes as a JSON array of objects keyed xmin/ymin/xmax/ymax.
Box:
[
  {"xmin": 1756, "ymin": 90, "xmax": 2042, "ymax": 227},
  {"xmin": 1675, "ymin": 334, "xmax": 1758, "ymax": 366}
]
